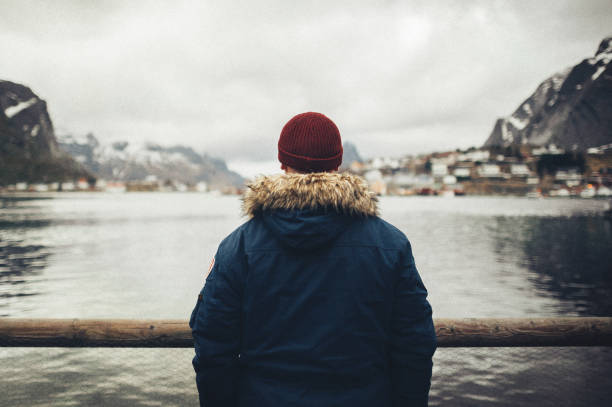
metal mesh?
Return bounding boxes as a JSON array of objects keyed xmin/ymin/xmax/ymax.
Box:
[{"xmin": 1, "ymin": 346, "xmax": 611, "ymax": 407}]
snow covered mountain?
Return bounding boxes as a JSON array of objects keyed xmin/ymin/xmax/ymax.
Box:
[
  {"xmin": 484, "ymin": 36, "xmax": 612, "ymax": 150},
  {"xmin": 0, "ymin": 80, "xmax": 89, "ymax": 185},
  {"xmin": 58, "ymin": 134, "xmax": 244, "ymax": 190}
]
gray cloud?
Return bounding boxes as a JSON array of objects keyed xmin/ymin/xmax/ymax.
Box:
[{"xmin": 1, "ymin": 0, "xmax": 610, "ymax": 161}]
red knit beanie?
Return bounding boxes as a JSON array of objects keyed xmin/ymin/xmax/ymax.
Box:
[{"xmin": 278, "ymin": 112, "xmax": 343, "ymax": 172}]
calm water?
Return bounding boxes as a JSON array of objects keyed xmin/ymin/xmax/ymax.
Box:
[{"xmin": 1, "ymin": 193, "xmax": 611, "ymax": 406}]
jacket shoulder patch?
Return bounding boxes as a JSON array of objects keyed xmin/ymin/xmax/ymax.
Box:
[{"xmin": 205, "ymin": 256, "xmax": 215, "ymax": 279}]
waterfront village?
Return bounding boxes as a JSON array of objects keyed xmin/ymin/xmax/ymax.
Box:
[
  {"xmin": 2, "ymin": 143, "xmax": 612, "ymax": 198},
  {"xmin": 349, "ymin": 143, "xmax": 612, "ymax": 198}
]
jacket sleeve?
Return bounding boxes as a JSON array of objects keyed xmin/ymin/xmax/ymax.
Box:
[
  {"xmin": 190, "ymin": 235, "xmax": 245, "ymax": 407},
  {"xmin": 390, "ymin": 239, "xmax": 437, "ymax": 407}
]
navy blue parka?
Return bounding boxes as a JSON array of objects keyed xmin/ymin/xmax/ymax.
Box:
[{"xmin": 190, "ymin": 172, "xmax": 436, "ymax": 407}]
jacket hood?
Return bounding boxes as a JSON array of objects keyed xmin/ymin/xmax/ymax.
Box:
[
  {"xmin": 242, "ymin": 172, "xmax": 378, "ymax": 249},
  {"xmin": 242, "ymin": 172, "xmax": 378, "ymax": 218}
]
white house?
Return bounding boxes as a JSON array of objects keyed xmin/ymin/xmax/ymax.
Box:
[
  {"xmin": 511, "ymin": 164, "xmax": 530, "ymax": 176},
  {"xmin": 453, "ymin": 168, "xmax": 471, "ymax": 178},
  {"xmin": 457, "ymin": 150, "xmax": 490, "ymax": 162},
  {"xmin": 432, "ymin": 163, "xmax": 448, "ymax": 177},
  {"xmin": 478, "ymin": 164, "xmax": 501, "ymax": 177},
  {"xmin": 443, "ymin": 175, "xmax": 457, "ymax": 185}
]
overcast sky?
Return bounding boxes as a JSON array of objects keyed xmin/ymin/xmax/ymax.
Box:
[{"xmin": 1, "ymin": 0, "xmax": 611, "ymax": 173}]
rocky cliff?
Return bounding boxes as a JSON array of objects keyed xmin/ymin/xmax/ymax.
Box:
[
  {"xmin": 0, "ymin": 80, "xmax": 89, "ymax": 185},
  {"xmin": 484, "ymin": 36, "xmax": 612, "ymax": 150}
]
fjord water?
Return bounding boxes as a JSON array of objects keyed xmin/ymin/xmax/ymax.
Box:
[{"xmin": 1, "ymin": 193, "xmax": 611, "ymax": 406}]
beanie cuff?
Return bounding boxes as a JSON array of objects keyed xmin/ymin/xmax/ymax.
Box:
[{"xmin": 278, "ymin": 146, "xmax": 343, "ymax": 172}]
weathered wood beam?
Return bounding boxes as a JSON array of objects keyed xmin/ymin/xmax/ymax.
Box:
[
  {"xmin": 0, "ymin": 319, "xmax": 191, "ymax": 348},
  {"xmin": 0, "ymin": 318, "xmax": 610, "ymax": 348},
  {"xmin": 435, "ymin": 317, "xmax": 612, "ymax": 347}
]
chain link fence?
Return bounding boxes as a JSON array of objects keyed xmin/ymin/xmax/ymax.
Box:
[{"xmin": 1, "ymin": 346, "xmax": 611, "ymax": 406}]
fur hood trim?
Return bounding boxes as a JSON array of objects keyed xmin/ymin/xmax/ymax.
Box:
[{"xmin": 242, "ymin": 172, "xmax": 378, "ymax": 218}]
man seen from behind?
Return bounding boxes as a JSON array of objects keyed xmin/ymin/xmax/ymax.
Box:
[{"xmin": 190, "ymin": 112, "xmax": 437, "ymax": 406}]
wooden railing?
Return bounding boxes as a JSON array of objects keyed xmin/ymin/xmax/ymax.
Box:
[{"xmin": 0, "ymin": 318, "xmax": 611, "ymax": 348}]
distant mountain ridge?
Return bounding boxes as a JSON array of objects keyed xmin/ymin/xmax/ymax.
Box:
[
  {"xmin": 0, "ymin": 79, "xmax": 243, "ymax": 190},
  {"xmin": 484, "ymin": 36, "xmax": 612, "ymax": 150},
  {"xmin": 0, "ymin": 80, "xmax": 89, "ymax": 185},
  {"xmin": 340, "ymin": 141, "xmax": 363, "ymax": 170},
  {"xmin": 58, "ymin": 134, "xmax": 245, "ymax": 189}
]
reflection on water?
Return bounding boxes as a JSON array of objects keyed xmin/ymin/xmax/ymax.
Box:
[
  {"xmin": 521, "ymin": 217, "xmax": 612, "ymax": 316},
  {"xmin": 1, "ymin": 347, "xmax": 610, "ymax": 407},
  {"xmin": 0, "ymin": 194, "xmax": 611, "ymax": 406},
  {"xmin": 490, "ymin": 216, "xmax": 612, "ymax": 316},
  {"xmin": 0, "ymin": 240, "xmax": 49, "ymax": 315},
  {"xmin": 0, "ymin": 348, "xmax": 197, "ymax": 407},
  {"xmin": 2, "ymin": 194, "xmax": 610, "ymax": 319},
  {"xmin": 381, "ymin": 196, "xmax": 611, "ymax": 318},
  {"xmin": 0, "ymin": 196, "xmax": 51, "ymax": 315},
  {"xmin": 430, "ymin": 347, "xmax": 612, "ymax": 407}
]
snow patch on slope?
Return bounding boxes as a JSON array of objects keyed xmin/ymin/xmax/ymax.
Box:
[
  {"xmin": 4, "ymin": 97, "xmax": 37, "ymax": 118},
  {"xmin": 592, "ymin": 65, "xmax": 607, "ymax": 81},
  {"xmin": 507, "ymin": 115, "xmax": 528, "ymax": 131}
]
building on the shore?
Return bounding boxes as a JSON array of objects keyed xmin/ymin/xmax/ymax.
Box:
[
  {"xmin": 453, "ymin": 166, "xmax": 472, "ymax": 180},
  {"xmin": 554, "ymin": 169, "xmax": 583, "ymax": 187},
  {"xmin": 387, "ymin": 173, "xmax": 434, "ymax": 195},
  {"xmin": 195, "ymin": 182, "xmax": 208, "ymax": 192},
  {"xmin": 532, "ymin": 144, "xmax": 565, "ymax": 156},
  {"xmin": 104, "ymin": 181, "xmax": 127, "ymax": 193},
  {"xmin": 339, "ymin": 143, "xmax": 612, "ymax": 198},
  {"xmin": 457, "ymin": 149, "xmax": 490, "ymax": 162},
  {"xmin": 77, "ymin": 178, "xmax": 89, "ymax": 190},
  {"xmin": 478, "ymin": 164, "xmax": 502, "ymax": 178},
  {"xmin": 32, "ymin": 184, "xmax": 49, "ymax": 192},
  {"xmin": 126, "ymin": 180, "xmax": 160, "ymax": 192},
  {"xmin": 510, "ymin": 164, "xmax": 530, "ymax": 177},
  {"xmin": 442, "ymin": 175, "xmax": 457, "ymax": 186},
  {"xmin": 431, "ymin": 163, "xmax": 448, "ymax": 177}
]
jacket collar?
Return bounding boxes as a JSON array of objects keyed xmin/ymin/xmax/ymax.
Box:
[{"xmin": 242, "ymin": 172, "xmax": 378, "ymax": 218}]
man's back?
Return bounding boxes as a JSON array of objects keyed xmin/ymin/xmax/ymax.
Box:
[{"xmin": 191, "ymin": 172, "xmax": 436, "ymax": 407}]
